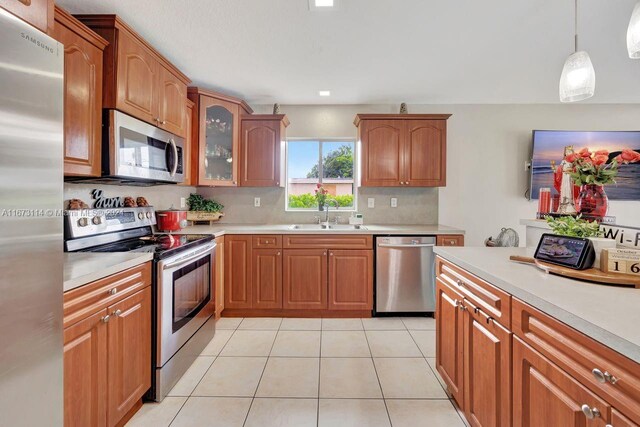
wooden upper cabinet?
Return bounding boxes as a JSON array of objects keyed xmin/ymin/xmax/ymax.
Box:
[
  {"xmin": 224, "ymin": 235, "xmax": 252, "ymax": 309},
  {"xmin": 76, "ymin": 15, "xmax": 190, "ymax": 137},
  {"xmin": 463, "ymin": 299, "xmax": 512, "ymax": 427},
  {"xmin": 159, "ymin": 66, "xmax": 187, "ymax": 137},
  {"xmin": 435, "ymin": 278, "xmax": 465, "ymax": 405},
  {"xmin": 116, "ymin": 29, "xmax": 159, "ymax": 124},
  {"xmin": 106, "ymin": 287, "xmax": 151, "ymax": 427},
  {"xmin": 52, "ymin": 7, "xmax": 107, "ymax": 177},
  {"xmin": 282, "ymin": 249, "xmax": 328, "ymax": 310},
  {"xmin": 240, "ymin": 115, "xmax": 289, "ymax": 187},
  {"xmin": 355, "ymin": 114, "xmax": 451, "ymax": 187},
  {"xmin": 358, "ymin": 120, "xmax": 403, "ymax": 186},
  {"xmin": 1, "ymin": 0, "xmax": 53, "ymax": 33},
  {"xmin": 63, "ymin": 309, "xmax": 108, "ymax": 427},
  {"xmin": 328, "ymin": 250, "xmax": 373, "ymax": 310},
  {"xmin": 404, "ymin": 119, "xmax": 447, "ymax": 186},
  {"xmin": 513, "ymin": 336, "xmax": 612, "ymax": 427},
  {"xmin": 188, "ymin": 87, "xmax": 253, "ymax": 186},
  {"xmin": 252, "ymin": 248, "xmax": 282, "ymax": 309},
  {"xmin": 180, "ymin": 98, "xmax": 195, "ymax": 186}
]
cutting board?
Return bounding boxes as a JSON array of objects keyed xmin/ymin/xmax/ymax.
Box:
[{"xmin": 509, "ymin": 255, "xmax": 640, "ymax": 288}]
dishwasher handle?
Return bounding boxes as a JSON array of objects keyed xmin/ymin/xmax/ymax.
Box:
[{"xmin": 377, "ymin": 243, "xmax": 435, "ymax": 248}]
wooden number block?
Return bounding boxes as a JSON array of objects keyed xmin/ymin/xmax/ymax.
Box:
[{"xmin": 601, "ymin": 248, "xmax": 640, "ymax": 275}]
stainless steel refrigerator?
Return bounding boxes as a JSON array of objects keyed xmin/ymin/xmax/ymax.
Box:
[{"xmin": 0, "ymin": 9, "xmax": 64, "ymax": 426}]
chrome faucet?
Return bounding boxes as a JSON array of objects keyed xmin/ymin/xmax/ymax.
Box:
[{"xmin": 322, "ymin": 199, "xmax": 340, "ymax": 228}]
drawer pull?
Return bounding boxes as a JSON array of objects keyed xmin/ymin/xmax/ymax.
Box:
[
  {"xmin": 592, "ymin": 368, "xmax": 619, "ymax": 385},
  {"xmin": 456, "ymin": 280, "xmax": 465, "ymax": 288},
  {"xmin": 108, "ymin": 288, "xmax": 117, "ymax": 296},
  {"xmin": 580, "ymin": 404, "xmax": 601, "ymax": 420},
  {"xmin": 101, "ymin": 315, "xmax": 110, "ymax": 323},
  {"xmin": 112, "ymin": 309, "xmax": 122, "ymax": 317}
]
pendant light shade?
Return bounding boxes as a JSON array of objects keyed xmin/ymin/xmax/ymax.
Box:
[
  {"xmin": 627, "ymin": 2, "xmax": 640, "ymax": 58},
  {"xmin": 559, "ymin": 0, "xmax": 595, "ymax": 102},
  {"xmin": 559, "ymin": 51, "xmax": 596, "ymax": 102}
]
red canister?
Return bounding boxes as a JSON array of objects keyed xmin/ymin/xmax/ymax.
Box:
[{"xmin": 156, "ymin": 209, "xmax": 188, "ymax": 232}]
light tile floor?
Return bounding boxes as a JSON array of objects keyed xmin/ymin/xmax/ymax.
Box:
[{"xmin": 127, "ymin": 317, "xmax": 466, "ymax": 427}]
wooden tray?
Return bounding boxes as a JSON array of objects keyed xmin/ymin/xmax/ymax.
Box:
[
  {"xmin": 510, "ymin": 255, "xmax": 640, "ymax": 288},
  {"xmin": 186, "ymin": 211, "xmax": 224, "ymax": 224}
]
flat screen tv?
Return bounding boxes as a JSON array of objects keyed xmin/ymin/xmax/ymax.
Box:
[{"xmin": 530, "ymin": 130, "xmax": 640, "ymax": 200}]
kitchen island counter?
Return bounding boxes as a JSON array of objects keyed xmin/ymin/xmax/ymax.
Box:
[
  {"xmin": 434, "ymin": 246, "xmax": 640, "ymax": 364},
  {"xmin": 64, "ymin": 252, "xmax": 153, "ymax": 292}
]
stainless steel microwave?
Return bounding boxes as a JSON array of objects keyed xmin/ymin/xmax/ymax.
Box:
[{"xmin": 85, "ymin": 110, "xmax": 184, "ymax": 185}]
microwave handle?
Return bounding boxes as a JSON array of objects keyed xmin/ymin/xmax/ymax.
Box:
[{"xmin": 169, "ymin": 138, "xmax": 178, "ymax": 177}]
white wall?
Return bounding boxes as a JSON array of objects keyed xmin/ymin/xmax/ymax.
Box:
[{"xmin": 253, "ymin": 104, "xmax": 640, "ymax": 246}]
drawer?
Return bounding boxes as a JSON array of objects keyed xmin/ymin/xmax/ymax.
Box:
[
  {"xmin": 283, "ymin": 234, "xmax": 372, "ymax": 250},
  {"xmin": 64, "ymin": 262, "xmax": 151, "ymax": 329},
  {"xmin": 252, "ymin": 235, "xmax": 282, "ymax": 249},
  {"xmin": 436, "ymin": 257, "xmax": 511, "ymax": 327},
  {"xmin": 513, "ymin": 298, "xmax": 640, "ymax": 425},
  {"xmin": 437, "ymin": 235, "xmax": 464, "ymax": 246}
]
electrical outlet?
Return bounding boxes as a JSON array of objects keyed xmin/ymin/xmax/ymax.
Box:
[
  {"xmin": 254, "ymin": 197, "xmax": 261, "ymax": 207},
  {"xmin": 180, "ymin": 197, "xmax": 186, "ymax": 209},
  {"xmin": 391, "ymin": 197, "xmax": 398, "ymax": 208},
  {"xmin": 367, "ymin": 198, "xmax": 375, "ymax": 208}
]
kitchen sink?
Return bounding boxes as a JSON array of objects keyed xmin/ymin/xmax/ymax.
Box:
[{"xmin": 288, "ymin": 224, "xmax": 368, "ymax": 231}]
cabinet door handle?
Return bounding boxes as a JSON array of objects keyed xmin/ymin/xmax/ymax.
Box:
[
  {"xmin": 112, "ymin": 309, "xmax": 122, "ymax": 317},
  {"xmin": 161, "ymin": 119, "xmax": 167, "ymax": 125},
  {"xmin": 101, "ymin": 315, "xmax": 110, "ymax": 323},
  {"xmin": 108, "ymin": 288, "xmax": 117, "ymax": 296},
  {"xmin": 329, "ymin": 252, "xmax": 334, "ymax": 256},
  {"xmin": 592, "ymin": 368, "xmax": 619, "ymax": 384},
  {"xmin": 580, "ymin": 405, "xmax": 601, "ymax": 420}
]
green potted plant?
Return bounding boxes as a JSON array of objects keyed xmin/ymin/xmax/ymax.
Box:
[
  {"xmin": 544, "ymin": 215, "xmax": 615, "ymax": 267},
  {"xmin": 186, "ymin": 194, "xmax": 225, "ymax": 224}
]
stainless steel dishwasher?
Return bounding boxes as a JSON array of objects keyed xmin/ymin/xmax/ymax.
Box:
[{"xmin": 375, "ymin": 236, "xmax": 436, "ymax": 313}]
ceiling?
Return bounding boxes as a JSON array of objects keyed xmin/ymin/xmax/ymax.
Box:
[{"xmin": 57, "ymin": 0, "xmax": 640, "ymax": 104}]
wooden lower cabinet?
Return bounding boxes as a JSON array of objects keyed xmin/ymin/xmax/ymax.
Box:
[
  {"xmin": 463, "ymin": 299, "xmax": 512, "ymax": 427},
  {"xmin": 612, "ymin": 409, "xmax": 638, "ymax": 427},
  {"xmin": 64, "ymin": 309, "xmax": 108, "ymax": 427},
  {"xmin": 106, "ymin": 287, "xmax": 151, "ymax": 426},
  {"xmin": 214, "ymin": 236, "xmax": 225, "ymax": 317},
  {"xmin": 328, "ymin": 250, "xmax": 373, "ymax": 310},
  {"xmin": 282, "ymin": 249, "xmax": 328, "ymax": 310},
  {"xmin": 437, "ymin": 275, "xmax": 512, "ymax": 427},
  {"xmin": 64, "ymin": 263, "xmax": 152, "ymax": 427},
  {"xmin": 436, "ymin": 234, "xmax": 465, "ymax": 247},
  {"xmin": 436, "ymin": 256, "xmax": 640, "ymax": 427},
  {"xmin": 252, "ymin": 248, "xmax": 282, "ymax": 309},
  {"xmin": 513, "ymin": 336, "xmax": 612, "ymax": 427},
  {"xmin": 224, "ymin": 235, "xmax": 252, "ymax": 309},
  {"xmin": 435, "ymin": 278, "xmax": 465, "ymax": 404}
]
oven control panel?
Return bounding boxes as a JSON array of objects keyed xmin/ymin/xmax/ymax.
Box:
[{"xmin": 65, "ymin": 207, "xmax": 157, "ymax": 239}]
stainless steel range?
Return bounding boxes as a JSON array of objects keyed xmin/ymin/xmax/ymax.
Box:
[{"xmin": 64, "ymin": 207, "xmax": 216, "ymax": 401}]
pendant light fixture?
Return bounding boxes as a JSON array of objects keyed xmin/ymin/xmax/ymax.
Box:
[
  {"xmin": 559, "ymin": 0, "xmax": 595, "ymax": 102},
  {"xmin": 627, "ymin": 2, "xmax": 640, "ymax": 58}
]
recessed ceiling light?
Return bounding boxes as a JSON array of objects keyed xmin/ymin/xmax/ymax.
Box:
[
  {"xmin": 318, "ymin": 90, "xmax": 331, "ymax": 96},
  {"xmin": 308, "ymin": 0, "xmax": 338, "ymax": 10}
]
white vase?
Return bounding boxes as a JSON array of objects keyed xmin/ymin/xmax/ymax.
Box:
[{"xmin": 588, "ymin": 237, "xmax": 617, "ymax": 269}]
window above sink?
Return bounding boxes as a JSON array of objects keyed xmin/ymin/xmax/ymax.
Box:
[{"xmin": 285, "ymin": 139, "xmax": 357, "ymax": 212}]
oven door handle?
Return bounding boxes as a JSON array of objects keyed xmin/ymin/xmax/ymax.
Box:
[
  {"xmin": 169, "ymin": 138, "xmax": 178, "ymax": 177},
  {"xmin": 161, "ymin": 243, "xmax": 216, "ymax": 270}
]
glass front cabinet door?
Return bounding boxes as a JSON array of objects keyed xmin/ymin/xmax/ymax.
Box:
[{"xmin": 198, "ymin": 96, "xmax": 240, "ymax": 186}]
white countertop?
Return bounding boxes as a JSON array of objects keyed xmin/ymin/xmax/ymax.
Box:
[
  {"xmin": 64, "ymin": 252, "xmax": 153, "ymax": 293},
  {"xmin": 433, "ymin": 246, "xmax": 640, "ymax": 364},
  {"xmin": 178, "ymin": 223, "xmax": 465, "ymax": 237}
]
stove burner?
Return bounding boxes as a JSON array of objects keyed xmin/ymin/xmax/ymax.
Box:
[{"xmin": 79, "ymin": 233, "xmax": 214, "ymax": 259}]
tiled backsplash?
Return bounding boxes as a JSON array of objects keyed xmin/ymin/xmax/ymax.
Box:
[
  {"xmin": 196, "ymin": 186, "xmax": 438, "ymax": 225},
  {"xmin": 63, "ymin": 183, "xmax": 196, "ymax": 210}
]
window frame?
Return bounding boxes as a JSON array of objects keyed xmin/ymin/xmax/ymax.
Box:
[{"xmin": 285, "ymin": 137, "xmax": 358, "ymax": 212}]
